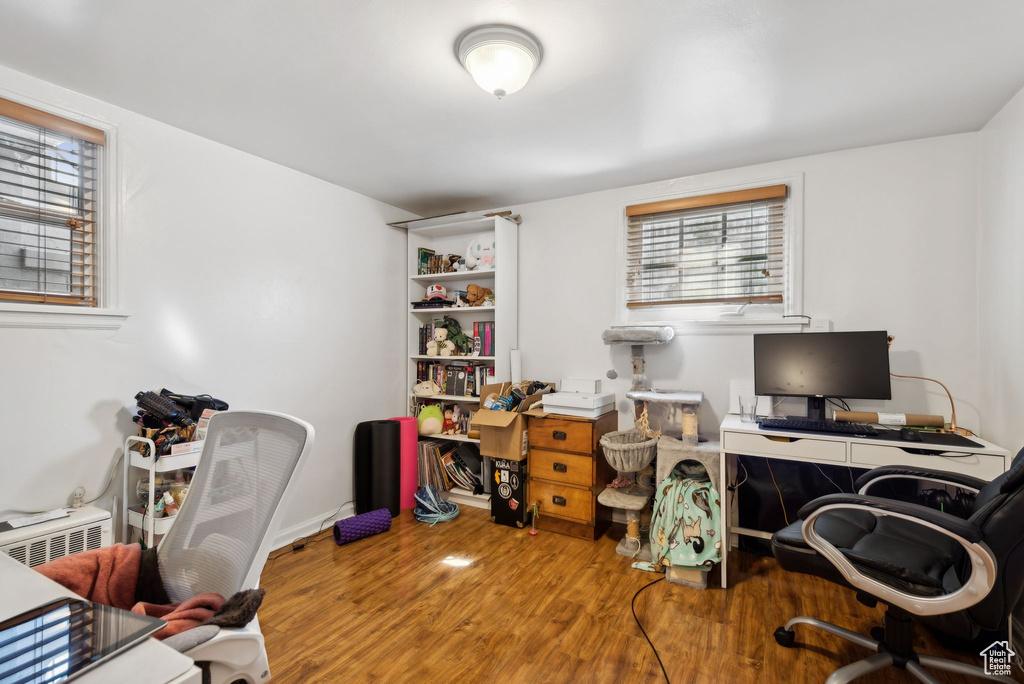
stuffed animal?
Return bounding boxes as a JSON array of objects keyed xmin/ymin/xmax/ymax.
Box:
[
  {"xmin": 426, "ymin": 327, "xmax": 456, "ymax": 356},
  {"xmin": 413, "ymin": 379, "xmax": 440, "ymax": 397},
  {"xmin": 417, "ymin": 404, "xmax": 443, "ymax": 435},
  {"xmin": 451, "ymin": 405, "xmax": 463, "ymax": 434},
  {"xmin": 465, "ymin": 235, "xmax": 496, "ymax": 271},
  {"xmin": 466, "ymin": 284, "xmax": 494, "ymax": 307},
  {"xmin": 444, "ymin": 254, "xmax": 461, "ymax": 273},
  {"xmin": 442, "ymin": 407, "xmax": 456, "ymax": 435}
]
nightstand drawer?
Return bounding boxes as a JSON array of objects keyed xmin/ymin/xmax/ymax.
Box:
[
  {"xmin": 723, "ymin": 431, "xmax": 847, "ymax": 463},
  {"xmin": 529, "ymin": 480, "xmax": 592, "ymax": 523},
  {"xmin": 531, "ymin": 449, "xmax": 593, "ymax": 487},
  {"xmin": 528, "ymin": 418, "xmax": 592, "ymax": 454}
]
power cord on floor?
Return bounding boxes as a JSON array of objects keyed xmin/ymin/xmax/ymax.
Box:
[
  {"xmin": 631, "ymin": 576, "xmax": 670, "ymax": 683},
  {"xmin": 264, "ymin": 501, "xmax": 354, "ymax": 574},
  {"xmin": 765, "ymin": 458, "xmax": 789, "ymax": 526}
]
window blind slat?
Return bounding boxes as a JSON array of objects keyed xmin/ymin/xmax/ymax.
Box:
[{"xmin": 625, "ymin": 187, "xmax": 787, "ymax": 307}]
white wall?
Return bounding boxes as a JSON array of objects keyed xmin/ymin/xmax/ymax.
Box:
[
  {"xmin": 978, "ymin": 84, "xmax": 1024, "ymax": 453},
  {"xmin": 0, "ymin": 64, "xmax": 412, "ymax": 541},
  {"xmin": 515, "ymin": 134, "xmax": 983, "ymax": 437}
]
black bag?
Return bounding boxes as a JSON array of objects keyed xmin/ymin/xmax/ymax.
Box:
[{"xmin": 159, "ymin": 389, "xmax": 229, "ymax": 421}]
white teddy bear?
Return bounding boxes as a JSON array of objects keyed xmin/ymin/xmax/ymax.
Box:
[
  {"xmin": 426, "ymin": 327, "xmax": 455, "ymax": 357},
  {"xmin": 465, "ymin": 235, "xmax": 496, "ymax": 271}
]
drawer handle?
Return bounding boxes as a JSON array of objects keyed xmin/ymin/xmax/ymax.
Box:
[
  {"xmin": 552, "ymin": 430, "xmax": 567, "ymax": 440},
  {"xmin": 552, "ymin": 495, "xmax": 567, "ymax": 506},
  {"xmin": 553, "ymin": 462, "xmax": 568, "ymax": 473}
]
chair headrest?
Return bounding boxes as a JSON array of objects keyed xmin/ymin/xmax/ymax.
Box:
[{"xmin": 1000, "ymin": 447, "xmax": 1024, "ymax": 494}]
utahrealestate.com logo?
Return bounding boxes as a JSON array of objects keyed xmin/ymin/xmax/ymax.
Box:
[{"xmin": 980, "ymin": 640, "xmax": 1015, "ymax": 677}]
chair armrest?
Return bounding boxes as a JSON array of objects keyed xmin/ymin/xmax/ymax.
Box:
[
  {"xmin": 798, "ymin": 494, "xmax": 983, "ymax": 542},
  {"xmin": 854, "ymin": 466, "xmax": 988, "ymax": 495},
  {"xmin": 799, "ymin": 494, "xmax": 996, "ymax": 616}
]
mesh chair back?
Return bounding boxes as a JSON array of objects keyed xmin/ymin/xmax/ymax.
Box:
[{"xmin": 158, "ymin": 411, "xmax": 314, "ymax": 603}]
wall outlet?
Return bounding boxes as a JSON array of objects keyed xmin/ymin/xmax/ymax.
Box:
[{"xmin": 808, "ymin": 318, "xmax": 832, "ymax": 332}]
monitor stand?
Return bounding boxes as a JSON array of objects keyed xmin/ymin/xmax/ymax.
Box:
[{"xmin": 807, "ymin": 397, "xmax": 827, "ymax": 421}]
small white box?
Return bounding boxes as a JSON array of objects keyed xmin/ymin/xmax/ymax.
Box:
[
  {"xmin": 560, "ymin": 379, "xmax": 601, "ymax": 394},
  {"xmin": 541, "ymin": 392, "xmax": 616, "ymax": 419}
]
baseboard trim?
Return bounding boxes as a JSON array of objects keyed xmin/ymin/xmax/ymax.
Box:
[{"xmin": 271, "ymin": 503, "xmax": 355, "ymax": 550}]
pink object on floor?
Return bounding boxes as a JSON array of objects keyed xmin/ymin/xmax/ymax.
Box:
[{"xmin": 390, "ymin": 416, "xmax": 419, "ymax": 510}]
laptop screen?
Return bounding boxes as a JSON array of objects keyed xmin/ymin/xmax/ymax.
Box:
[{"xmin": 0, "ymin": 598, "xmax": 165, "ymax": 683}]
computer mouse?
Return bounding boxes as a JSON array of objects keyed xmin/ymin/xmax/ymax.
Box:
[{"xmin": 899, "ymin": 427, "xmax": 923, "ymax": 442}]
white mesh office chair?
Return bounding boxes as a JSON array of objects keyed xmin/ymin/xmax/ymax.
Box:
[{"xmin": 158, "ymin": 410, "xmax": 314, "ymax": 684}]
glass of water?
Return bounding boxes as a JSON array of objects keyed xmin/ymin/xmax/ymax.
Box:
[{"xmin": 740, "ymin": 396, "xmax": 757, "ymax": 423}]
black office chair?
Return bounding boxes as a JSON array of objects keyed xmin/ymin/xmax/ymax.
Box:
[{"xmin": 770, "ymin": 448, "xmax": 1024, "ymax": 683}]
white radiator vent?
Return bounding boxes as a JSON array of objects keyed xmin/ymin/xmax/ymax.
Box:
[{"xmin": 0, "ymin": 507, "xmax": 112, "ymax": 568}]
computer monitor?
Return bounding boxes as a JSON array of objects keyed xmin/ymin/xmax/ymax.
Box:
[{"xmin": 753, "ymin": 331, "xmax": 892, "ymax": 420}]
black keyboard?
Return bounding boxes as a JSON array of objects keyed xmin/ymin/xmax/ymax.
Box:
[{"xmin": 757, "ymin": 417, "xmax": 879, "ymax": 436}]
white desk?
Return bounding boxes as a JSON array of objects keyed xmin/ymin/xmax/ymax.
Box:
[
  {"xmin": 0, "ymin": 553, "xmax": 201, "ymax": 684},
  {"xmin": 718, "ymin": 414, "xmax": 1011, "ymax": 589}
]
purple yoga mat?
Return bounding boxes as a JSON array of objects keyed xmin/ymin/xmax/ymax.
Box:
[{"xmin": 333, "ymin": 508, "xmax": 392, "ymax": 546}]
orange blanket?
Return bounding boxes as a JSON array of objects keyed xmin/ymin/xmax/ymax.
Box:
[{"xmin": 35, "ymin": 542, "xmax": 224, "ymax": 639}]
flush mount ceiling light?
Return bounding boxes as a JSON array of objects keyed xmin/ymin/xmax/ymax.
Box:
[{"xmin": 456, "ymin": 25, "xmax": 542, "ymax": 99}]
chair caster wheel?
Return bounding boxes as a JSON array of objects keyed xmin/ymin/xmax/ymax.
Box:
[
  {"xmin": 774, "ymin": 627, "xmax": 796, "ymax": 647},
  {"xmin": 870, "ymin": 626, "xmax": 884, "ymax": 642}
]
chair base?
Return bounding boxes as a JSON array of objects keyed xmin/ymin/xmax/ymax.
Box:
[{"xmin": 774, "ymin": 613, "xmax": 1015, "ymax": 683}]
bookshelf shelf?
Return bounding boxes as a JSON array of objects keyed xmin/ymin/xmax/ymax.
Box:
[
  {"xmin": 409, "ymin": 355, "xmax": 494, "ymax": 362},
  {"xmin": 411, "ymin": 394, "xmax": 481, "ymax": 403},
  {"xmin": 410, "ymin": 269, "xmax": 495, "ymax": 283},
  {"xmin": 403, "ymin": 212, "xmax": 518, "ymax": 506},
  {"xmin": 409, "ymin": 305, "xmax": 495, "ymax": 315},
  {"xmin": 430, "ymin": 433, "xmax": 481, "ymax": 444},
  {"xmin": 444, "ymin": 486, "xmax": 491, "ymax": 510}
]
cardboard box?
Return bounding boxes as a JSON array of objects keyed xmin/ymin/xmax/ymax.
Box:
[
  {"xmin": 490, "ymin": 457, "xmax": 530, "ymax": 527},
  {"xmin": 470, "ymin": 383, "xmax": 545, "ymax": 462}
]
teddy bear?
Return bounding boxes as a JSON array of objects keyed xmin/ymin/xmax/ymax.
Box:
[
  {"xmin": 465, "ymin": 235, "xmax": 496, "ymax": 271},
  {"xmin": 417, "ymin": 404, "xmax": 443, "ymax": 435},
  {"xmin": 426, "ymin": 327, "xmax": 456, "ymax": 356},
  {"xmin": 466, "ymin": 283, "xmax": 494, "ymax": 307}
]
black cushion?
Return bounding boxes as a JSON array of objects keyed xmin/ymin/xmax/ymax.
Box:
[{"xmin": 772, "ymin": 510, "xmax": 958, "ymax": 594}]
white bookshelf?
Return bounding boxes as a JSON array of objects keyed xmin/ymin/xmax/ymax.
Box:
[{"xmin": 400, "ymin": 212, "xmax": 519, "ymax": 510}]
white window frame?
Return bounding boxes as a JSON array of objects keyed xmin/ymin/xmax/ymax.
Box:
[
  {"xmin": 0, "ymin": 88, "xmax": 126, "ymax": 329},
  {"xmin": 615, "ymin": 172, "xmax": 805, "ymax": 334}
]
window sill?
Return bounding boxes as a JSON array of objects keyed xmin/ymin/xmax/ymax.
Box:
[
  {"xmin": 0, "ymin": 303, "xmax": 129, "ymax": 330},
  {"xmin": 613, "ymin": 317, "xmax": 809, "ymax": 335}
]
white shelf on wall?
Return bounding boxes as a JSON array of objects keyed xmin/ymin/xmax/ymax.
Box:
[
  {"xmin": 428, "ymin": 433, "xmax": 480, "ymax": 444},
  {"xmin": 410, "ymin": 269, "xmax": 495, "ymax": 283},
  {"xmin": 409, "ymin": 306, "xmax": 495, "ymax": 315}
]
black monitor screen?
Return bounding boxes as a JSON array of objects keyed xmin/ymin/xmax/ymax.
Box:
[{"xmin": 754, "ymin": 331, "xmax": 892, "ymax": 399}]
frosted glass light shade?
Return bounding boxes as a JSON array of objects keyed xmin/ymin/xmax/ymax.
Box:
[{"xmin": 457, "ymin": 26, "xmax": 542, "ymax": 99}]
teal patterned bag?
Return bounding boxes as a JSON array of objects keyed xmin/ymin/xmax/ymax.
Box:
[{"xmin": 632, "ymin": 463, "xmax": 722, "ymax": 573}]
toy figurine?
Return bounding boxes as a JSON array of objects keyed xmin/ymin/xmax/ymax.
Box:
[{"xmin": 442, "ymin": 406, "xmax": 457, "ymax": 435}]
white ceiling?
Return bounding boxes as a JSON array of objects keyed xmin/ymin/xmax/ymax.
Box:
[{"xmin": 0, "ymin": 1, "xmax": 1022, "ymax": 216}]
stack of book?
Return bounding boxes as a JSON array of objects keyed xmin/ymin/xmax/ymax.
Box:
[
  {"xmin": 415, "ymin": 361, "xmax": 495, "ymax": 396},
  {"xmin": 417, "ymin": 439, "xmax": 483, "ymax": 494},
  {"xmin": 472, "ymin": 321, "xmax": 495, "ymax": 356}
]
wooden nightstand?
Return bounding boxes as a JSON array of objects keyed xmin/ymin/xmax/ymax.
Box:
[{"xmin": 526, "ymin": 411, "xmax": 617, "ymax": 540}]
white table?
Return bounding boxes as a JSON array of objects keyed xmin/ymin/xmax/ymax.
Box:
[
  {"xmin": 718, "ymin": 414, "xmax": 1011, "ymax": 589},
  {"xmin": 0, "ymin": 552, "xmax": 201, "ymax": 684}
]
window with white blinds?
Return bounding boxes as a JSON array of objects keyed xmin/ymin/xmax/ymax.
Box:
[
  {"xmin": 0, "ymin": 98, "xmax": 104, "ymax": 307},
  {"xmin": 625, "ymin": 184, "xmax": 787, "ymax": 307}
]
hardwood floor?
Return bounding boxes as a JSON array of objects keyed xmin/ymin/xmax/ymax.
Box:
[{"xmin": 259, "ymin": 506, "xmax": 996, "ymax": 683}]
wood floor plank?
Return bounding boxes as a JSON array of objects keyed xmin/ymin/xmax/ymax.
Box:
[{"xmin": 259, "ymin": 507, "xmax": 1004, "ymax": 683}]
